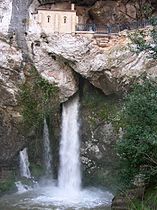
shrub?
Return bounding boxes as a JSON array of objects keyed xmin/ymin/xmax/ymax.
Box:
[
  {"xmin": 128, "ymin": 17, "xmax": 157, "ymax": 59},
  {"xmin": 117, "ymin": 78, "xmax": 157, "ymax": 186}
]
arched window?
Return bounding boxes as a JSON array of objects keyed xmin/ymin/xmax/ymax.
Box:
[
  {"xmin": 63, "ymin": 16, "xmax": 67, "ymax": 24},
  {"xmin": 47, "ymin": 15, "xmax": 50, "ymax": 23}
]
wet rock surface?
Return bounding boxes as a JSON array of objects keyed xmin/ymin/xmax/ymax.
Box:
[{"xmin": 79, "ymin": 83, "xmax": 121, "ymax": 189}]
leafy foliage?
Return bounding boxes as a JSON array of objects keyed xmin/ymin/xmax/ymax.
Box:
[
  {"xmin": 0, "ymin": 178, "xmax": 15, "ymax": 195},
  {"xmin": 20, "ymin": 66, "xmax": 59, "ymax": 130},
  {"xmin": 129, "ymin": 17, "xmax": 157, "ymax": 58},
  {"xmin": 30, "ymin": 163, "xmax": 44, "ymax": 178},
  {"xmin": 130, "ymin": 187, "xmax": 157, "ymax": 210},
  {"xmin": 117, "ymin": 78, "xmax": 157, "ymax": 186}
]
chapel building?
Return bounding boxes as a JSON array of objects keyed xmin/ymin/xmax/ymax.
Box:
[{"xmin": 35, "ymin": 2, "xmax": 78, "ymax": 34}]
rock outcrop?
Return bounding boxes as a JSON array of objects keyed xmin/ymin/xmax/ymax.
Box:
[
  {"xmin": 0, "ymin": 0, "xmax": 13, "ymax": 35},
  {"xmin": 1, "ymin": 0, "xmax": 157, "ymax": 101},
  {"xmin": 88, "ymin": 1, "xmax": 137, "ymax": 25},
  {"xmin": 26, "ymin": 32, "xmax": 157, "ymax": 98},
  {"xmin": 27, "ymin": 34, "xmax": 79, "ymax": 102},
  {"xmin": 0, "ymin": 36, "xmax": 24, "ymax": 165}
]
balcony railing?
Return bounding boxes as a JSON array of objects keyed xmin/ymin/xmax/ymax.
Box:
[{"xmin": 76, "ymin": 19, "xmax": 152, "ymax": 34}]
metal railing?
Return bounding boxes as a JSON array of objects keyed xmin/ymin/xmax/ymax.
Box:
[{"xmin": 76, "ymin": 19, "xmax": 152, "ymax": 34}]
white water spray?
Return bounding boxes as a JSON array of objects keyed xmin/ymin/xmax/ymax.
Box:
[
  {"xmin": 58, "ymin": 96, "xmax": 81, "ymax": 193},
  {"xmin": 15, "ymin": 181, "xmax": 32, "ymax": 194},
  {"xmin": 0, "ymin": 97, "xmax": 114, "ymax": 209},
  {"xmin": 20, "ymin": 148, "xmax": 31, "ymax": 179},
  {"xmin": 43, "ymin": 118, "xmax": 53, "ymax": 177}
]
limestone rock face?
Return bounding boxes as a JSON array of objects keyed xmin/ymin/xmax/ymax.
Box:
[
  {"xmin": 39, "ymin": 0, "xmax": 98, "ymax": 6},
  {"xmin": 0, "ymin": 0, "xmax": 13, "ymax": 35},
  {"xmin": 39, "ymin": 0, "xmax": 157, "ymax": 8},
  {"xmin": 0, "ymin": 37, "xmax": 25, "ymax": 165},
  {"xmin": 27, "ymin": 34, "xmax": 80, "ymax": 102},
  {"xmin": 88, "ymin": 1, "xmax": 137, "ymax": 25},
  {"xmin": 80, "ymin": 84, "xmax": 120, "ymax": 188},
  {"xmin": 81, "ymin": 121, "xmax": 118, "ymax": 186},
  {"xmin": 0, "ymin": 0, "xmax": 34, "ymax": 56},
  {"xmin": 1, "ymin": 0, "xmax": 156, "ymax": 100},
  {"xmin": 27, "ymin": 33, "xmax": 157, "ymax": 96}
]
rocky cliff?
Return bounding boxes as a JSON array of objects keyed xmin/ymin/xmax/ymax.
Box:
[
  {"xmin": 26, "ymin": 31, "xmax": 157, "ymax": 100},
  {"xmin": 0, "ymin": 35, "xmax": 24, "ymax": 165},
  {"xmin": 0, "ymin": 0, "xmax": 157, "ymax": 188}
]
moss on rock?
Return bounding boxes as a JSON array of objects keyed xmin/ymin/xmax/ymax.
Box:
[{"xmin": 81, "ymin": 81, "xmax": 123, "ymax": 190}]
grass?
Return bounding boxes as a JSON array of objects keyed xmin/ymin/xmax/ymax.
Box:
[{"xmin": 130, "ymin": 187, "xmax": 157, "ymax": 210}]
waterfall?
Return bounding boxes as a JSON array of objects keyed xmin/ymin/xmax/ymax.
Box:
[
  {"xmin": 58, "ymin": 96, "xmax": 81, "ymax": 193},
  {"xmin": 15, "ymin": 181, "xmax": 32, "ymax": 194},
  {"xmin": 20, "ymin": 148, "xmax": 31, "ymax": 179},
  {"xmin": 2, "ymin": 96, "xmax": 114, "ymax": 208},
  {"xmin": 43, "ymin": 118, "xmax": 53, "ymax": 177}
]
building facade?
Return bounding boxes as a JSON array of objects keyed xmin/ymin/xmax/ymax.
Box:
[{"xmin": 36, "ymin": 3, "xmax": 78, "ymax": 34}]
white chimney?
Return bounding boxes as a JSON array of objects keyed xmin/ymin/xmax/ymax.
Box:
[{"xmin": 71, "ymin": 3, "xmax": 75, "ymax": 11}]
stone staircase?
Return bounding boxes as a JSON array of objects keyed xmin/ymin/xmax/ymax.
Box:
[
  {"xmin": 93, "ymin": 34, "xmax": 120, "ymax": 47},
  {"xmin": 95, "ymin": 36, "xmax": 110, "ymax": 47}
]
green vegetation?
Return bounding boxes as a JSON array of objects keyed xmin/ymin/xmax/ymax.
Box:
[
  {"xmin": 116, "ymin": 13, "xmax": 157, "ymax": 207},
  {"xmin": 81, "ymin": 83, "xmax": 122, "ymax": 190},
  {"xmin": 117, "ymin": 78, "xmax": 157, "ymax": 187},
  {"xmin": 0, "ymin": 178, "xmax": 15, "ymax": 195},
  {"xmin": 30, "ymin": 163, "xmax": 44, "ymax": 178},
  {"xmin": 129, "ymin": 17, "xmax": 157, "ymax": 58},
  {"xmin": 130, "ymin": 187, "xmax": 157, "ymax": 210},
  {"xmin": 20, "ymin": 66, "xmax": 59, "ymax": 130},
  {"xmin": 20, "ymin": 66, "xmax": 59, "ymax": 174},
  {"xmin": 82, "ymin": 86, "xmax": 122, "ymax": 130}
]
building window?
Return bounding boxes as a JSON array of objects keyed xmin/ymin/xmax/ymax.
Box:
[
  {"xmin": 64, "ymin": 16, "xmax": 67, "ymax": 24},
  {"xmin": 47, "ymin": 15, "xmax": 50, "ymax": 23}
]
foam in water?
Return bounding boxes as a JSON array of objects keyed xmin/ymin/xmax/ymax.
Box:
[
  {"xmin": 0, "ymin": 96, "xmax": 114, "ymax": 209},
  {"xmin": 15, "ymin": 181, "xmax": 32, "ymax": 194},
  {"xmin": 30, "ymin": 185, "xmax": 113, "ymax": 209},
  {"xmin": 19, "ymin": 148, "xmax": 31, "ymax": 179},
  {"xmin": 58, "ymin": 96, "xmax": 81, "ymax": 193},
  {"xmin": 43, "ymin": 118, "xmax": 53, "ymax": 177}
]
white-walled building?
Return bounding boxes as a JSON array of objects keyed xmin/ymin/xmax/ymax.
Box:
[{"xmin": 30, "ymin": 3, "xmax": 78, "ymax": 34}]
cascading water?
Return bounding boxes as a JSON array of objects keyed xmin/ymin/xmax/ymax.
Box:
[
  {"xmin": 15, "ymin": 148, "xmax": 32, "ymax": 193},
  {"xmin": 15, "ymin": 181, "xmax": 32, "ymax": 194},
  {"xmin": 0, "ymin": 96, "xmax": 114, "ymax": 209},
  {"xmin": 58, "ymin": 96, "xmax": 81, "ymax": 193},
  {"xmin": 19, "ymin": 148, "xmax": 31, "ymax": 179},
  {"xmin": 43, "ymin": 118, "xmax": 53, "ymax": 177}
]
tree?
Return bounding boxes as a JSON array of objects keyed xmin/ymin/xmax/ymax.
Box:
[{"xmin": 117, "ymin": 78, "xmax": 157, "ymax": 186}]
